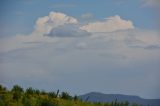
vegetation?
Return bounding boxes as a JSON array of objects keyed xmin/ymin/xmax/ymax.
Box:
[{"xmin": 0, "ymin": 84, "xmax": 142, "ymax": 106}]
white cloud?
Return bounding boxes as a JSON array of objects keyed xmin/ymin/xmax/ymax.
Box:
[
  {"xmin": 0, "ymin": 12, "xmax": 159, "ymax": 54},
  {"xmin": 80, "ymin": 15, "xmax": 134, "ymax": 33},
  {"xmin": 0, "ymin": 11, "xmax": 160, "ymax": 56},
  {"xmin": 0, "ymin": 12, "xmax": 79, "ymax": 53},
  {"xmin": 35, "ymin": 12, "xmax": 78, "ymax": 35}
]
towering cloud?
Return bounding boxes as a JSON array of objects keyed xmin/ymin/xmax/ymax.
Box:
[
  {"xmin": 80, "ymin": 15, "xmax": 134, "ymax": 33},
  {"xmin": 35, "ymin": 12, "xmax": 78, "ymax": 34}
]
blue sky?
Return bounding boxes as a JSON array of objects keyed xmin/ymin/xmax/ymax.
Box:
[
  {"xmin": 0, "ymin": 0, "xmax": 157, "ymax": 37},
  {"xmin": 0, "ymin": 0, "xmax": 160, "ymax": 99}
]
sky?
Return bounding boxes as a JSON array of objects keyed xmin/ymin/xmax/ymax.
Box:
[{"xmin": 0, "ymin": 0, "xmax": 160, "ymax": 99}]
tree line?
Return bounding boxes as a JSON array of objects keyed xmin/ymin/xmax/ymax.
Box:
[{"xmin": 0, "ymin": 84, "xmax": 142, "ymax": 106}]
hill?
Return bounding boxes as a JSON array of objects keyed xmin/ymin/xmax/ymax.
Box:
[{"xmin": 79, "ymin": 92, "xmax": 160, "ymax": 106}]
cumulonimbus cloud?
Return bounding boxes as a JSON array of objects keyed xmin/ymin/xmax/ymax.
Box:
[
  {"xmin": 80, "ymin": 15, "xmax": 134, "ymax": 33},
  {"xmin": 34, "ymin": 12, "xmax": 92, "ymax": 38}
]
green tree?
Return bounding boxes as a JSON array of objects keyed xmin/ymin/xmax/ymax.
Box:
[
  {"xmin": 11, "ymin": 85, "xmax": 23, "ymax": 101},
  {"xmin": 26, "ymin": 87, "xmax": 35, "ymax": 95},
  {"xmin": 0, "ymin": 85, "xmax": 6, "ymax": 92},
  {"xmin": 41, "ymin": 90, "xmax": 47, "ymax": 95},
  {"xmin": 35, "ymin": 89, "xmax": 40, "ymax": 95},
  {"xmin": 60, "ymin": 92, "xmax": 72, "ymax": 100},
  {"xmin": 0, "ymin": 85, "xmax": 7, "ymax": 103},
  {"xmin": 48, "ymin": 92, "xmax": 57, "ymax": 98},
  {"xmin": 11, "ymin": 85, "xmax": 23, "ymax": 93}
]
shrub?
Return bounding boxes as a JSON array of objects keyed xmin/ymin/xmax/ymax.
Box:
[
  {"xmin": 60, "ymin": 92, "xmax": 72, "ymax": 100},
  {"xmin": 26, "ymin": 87, "xmax": 35, "ymax": 95},
  {"xmin": 0, "ymin": 99, "xmax": 5, "ymax": 106},
  {"xmin": 73, "ymin": 95, "xmax": 78, "ymax": 101},
  {"xmin": 39, "ymin": 98, "xmax": 58, "ymax": 106},
  {"xmin": 11, "ymin": 85, "xmax": 23, "ymax": 93},
  {"xmin": 22, "ymin": 96, "xmax": 31, "ymax": 106},
  {"xmin": 48, "ymin": 92, "xmax": 57, "ymax": 98}
]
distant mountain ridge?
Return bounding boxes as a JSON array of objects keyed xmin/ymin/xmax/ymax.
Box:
[{"xmin": 79, "ymin": 92, "xmax": 160, "ymax": 106}]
